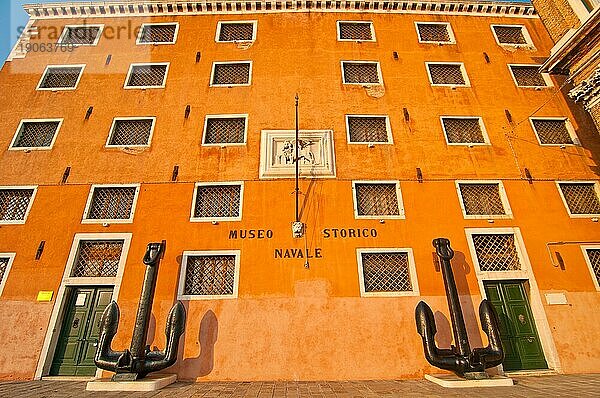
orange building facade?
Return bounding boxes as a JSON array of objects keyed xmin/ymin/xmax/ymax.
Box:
[{"xmin": 0, "ymin": 0, "xmax": 599, "ymax": 382}]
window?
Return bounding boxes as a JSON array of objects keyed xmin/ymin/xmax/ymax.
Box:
[
  {"xmin": 70, "ymin": 240, "xmax": 124, "ymax": 278},
  {"xmin": 0, "ymin": 254, "xmax": 15, "ymax": 297},
  {"xmin": 178, "ymin": 251, "xmax": 241, "ymax": 300},
  {"xmin": 341, "ymin": 61, "xmax": 382, "ymax": 85},
  {"xmin": 37, "ymin": 65, "xmax": 85, "ymax": 90},
  {"xmin": 441, "ymin": 117, "xmax": 488, "ymax": 145},
  {"xmin": 210, "ymin": 62, "xmax": 252, "ymax": 86},
  {"xmin": 137, "ymin": 23, "xmax": 179, "ymax": 44},
  {"xmin": 491, "ymin": 25, "xmax": 533, "ymax": 47},
  {"xmin": 0, "ymin": 187, "xmax": 36, "ymax": 224},
  {"xmin": 509, "ymin": 65, "xmax": 551, "ymax": 88},
  {"xmin": 415, "ymin": 22, "xmax": 455, "ymax": 44},
  {"xmin": 357, "ymin": 248, "xmax": 419, "ymax": 297},
  {"xmin": 9, "ymin": 119, "xmax": 62, "ymax": 150},
  {"xmin": 346, "ymin": 115, "xmax": 392, "ymax": 143},
  {"xmin": 426, "ymin": 62, "xmax": 469, "ymax": 86},
  {"xmin": 124, "ymin": 63, "xmax": 169, "ymax": 89},
  {"xmin": 83, "ymin": 185, "xmax": 140, "ymax": 223},
  {"xmin": 557, "ymin": 182, "xmax": 600, "ymax": 217},
  {"xmin": 582, "ymin": 246, "xmax": 600, "ymax": 291},
  {"xmin": 456, "ymin": 181, "xmax": 512, "ymax": 219},
  {"xmin": 203, "ymin": 115, "xmax": 247, "ymax": 145},
  {"xmin": 530, "ymin": 118, "xmax": 578, "ymax": 145},
  {"xmin": 471, "ymin": 233, "xmax": 522, "ymax": 272},
  {"xmin": 337, "ymin": 21, "xmax": 375, "ymax": 41},
  {"xmin": 106, "ymin": 118, "xmax": 155, "ymax": 147},
  {"xmin": 216, "ymin": 21, "xmax": 257, "ymax": 42},
  {"xmin": 352, "ymin": 181, "xmax": 404, "ymax": 219},
  {"xmin": 191, "ymin": 182, "xmax": 244, "ymax": 222},
  {"xmin": 58, "ymin": 25, "xmax": 103, "ymax": 45}
]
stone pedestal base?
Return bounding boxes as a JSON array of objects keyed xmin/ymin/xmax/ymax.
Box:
[
  {"xmin": 425, "ymin": 373, "xmax": 514, "ymax": 388},
  {"xmin": 86, "ymin": 374, "xmax": 177, "ymax": 391}
]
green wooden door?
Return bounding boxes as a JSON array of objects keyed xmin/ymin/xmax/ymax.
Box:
[
  {"xmin": 50, "ymin": 287, "xmax": 113, "ymax": 376},
  {"xmin": 484, "ymin": 281, "xmax": 547, "ymax": 371}
]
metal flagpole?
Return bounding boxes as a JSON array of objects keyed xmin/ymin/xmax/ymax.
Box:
[{"xmin": 295, "ymin": 93, "xmax": 300, "ymax": 223}]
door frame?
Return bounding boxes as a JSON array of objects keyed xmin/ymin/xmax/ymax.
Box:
[
  {"xmin": 464, "ymin": 227, "xmax": 561, "ymax": 373},
  {"xmin": 35, "ymin": 233, "xmax": 132, "ymax": 379}
]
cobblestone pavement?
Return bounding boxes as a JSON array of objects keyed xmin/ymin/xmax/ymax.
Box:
[{"xmin": 0, "ymin": 374, "xmax": 599, "ymax": 397}]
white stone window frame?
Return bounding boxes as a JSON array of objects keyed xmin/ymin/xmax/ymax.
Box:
[
  {"xmin": 202, "ymin": 114, "xmax": 248, "ymax": 147},
  {"xmin": 439, "ymin": 116, "xmax": 490, "ymax": 146},
  {"xmin": 581, "ymin": 245, "xmax": 600, "ymax": 291},
  {"xmin": 356, "ymin": 247, "xmax": 420, "ymax": 297},
  {"xmin": 136, "ymin": 22, "xmax": 180, "ymax": 45},
  {"xmin": 124, "ymin": 62, "xmax": 170, "ymax": 89},
  {"xmin": 8, "ymin": 118, "xmax": 63, "ymax": 151},
  {"xmin": 490, "ymin": 24, "xmax": 535, "ymax": 48},
  {"xmin": 345, "ymin": 114, "xmax": 393, "ymax": 145},
  {"xmin": 36, "ymin": 64, "xmax": 86, "ymax": 91},
  {"xmin": 215, "ymin": 20, "xmax": 258, "ymax": 43},
  {"xmin": 336, "ymin": 21, "xmax": 376, "ymax": 42},
  {"xmin": 81, "ymin": 183, "xmax": 141, "ymax": 225},
  {"xmin": 57, "ymin": 24, "xmax": 104, "ymax": 46},
  {"xmin": 209, "ymin": 61, "xmax": 253, "ymax": 87},
  {"xmin": 177, "ymin": 250, "xmax": 241, "ymax": 300},
  {"xmin": 0, "ymin": 253, "xmax": 16, "ymax": 297},
  {"xmin": 0, "ymin": 185, "xmax": 38, "ymax": 225},
  {"xmin": 340, "ymin": 60, "xmax": 384, "ymax": 85},
  {"xmin": 508, "ymin": 64, "xmax": 554, "ymax": 88},
  {"xmin": 414, "ymin": 21, "xmax": 456, "ymax": 45},
  {"xmin": 105, "ymin": 116, "xmax": 157, "ymax": 148},
  {"xmin": 455, "ymin": 180, "xmax": 513, "ymax": 220},
  {"xmin": 190, "ymin": 181, "xmax": 245, "ymax": 222},
  {"xmin": 555, "ymin": 180, "xmax": 600, "ymax": 218},
  {"xmin": 425, "ymin": 62, "xmax": 471, "ymax": 87},
  {"xmin": 529, "ymin": 117, "xmax": 580, "ymax": 147},
  {"xmin": 351, "ymin": 180, "xmax": 405, "ymax": 220}
]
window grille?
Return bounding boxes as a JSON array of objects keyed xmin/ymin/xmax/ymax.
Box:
[
  {"xmin": 339, "ymin": 22, "xmax": 373, "ymax": 40},
  {"xmin": 212, "ymin": 63, "xmax": 251, "ymax": 85},
  {"xmin": 193, "ymin": 185, "xmax": 242, "ymax": 219},
  {"xmin": 60, "ymin": 26, "xmax": 101, "ymax": 45},
  {"xmin": 493, "ymin": 26, "xmax": 527, "ymax": 44},
  {"xmin": 361, "ymin": 252, "xmax": 413, "ymax": 292},
  {"xmin": 348, "ymin": 116, "xmax": 389, "ymax": 143},
  {"xmin": 183, "ymin": 255, "xmax": 236, "ymax": 296},
  {"xmin": 442, "ymin": 118, "xmax": 485, "ymax": 143},
  {"xmin": 472, "ymin": 234, "xmax": 521, "ymax": 272},
  {"xmin": 71, "ymin": 240, "xmax": 123, "ymax": 278},
  {"xmin": 139, "ymin": 24, "xmax": 177, "ymax": 43},
  {"xmin": 39, "ymin": 66, "xmax": 83, "ymax": 89},
  {"xmin": 559, "ymin": 183, "xmax": 600, "ymax": 215},
  {"xmin": 342, "ymin": 62, "xmax": 380, "ymax": 84},
  {"xmin": 108, "ymin": 119, "xmax": 153, "ymax": 146},
  {"xmin": 531, "ymin": 119, "xmax": 573, "ymax": 145},
  {"xmin": 417, "ymin": 23, "xmax": 451, "ymax": 42},
  {"xmin": 218, "ymin": 23, "xmax": 254, "ymax": 42},
  {"xmin": 205, "ymin": 117, "xmax": 246, "ymax": 144},
  {"xmin": 428, "ymin": 64, "xmax": 466, "ymax": 85},
  {"xmin": 586, "ymin": 249, "xmax": 600, "ymax": 286},
  {"xmin": 0, "ymin": 258, "xmax": 8, "ymax": 286},
  {"xmin": 12, "ymin": 121, "xmax": 60, "ymax": 148},
  {"xmin": 126, "ymin": 64, "xmax": 168, "ymax": 87},
  {"xmin": 355, "ymin": 183, "xmax": 400, "ymax": 216},
  {"xmin": 511, "ymin": 65, "xmax": 547, "ymax": 87},
  {"xmin": 0, "ymin": 189, "xmax": 34, "ymax": 222},
  {"xmin": 87, "ymin": 187, "xmax": 137, "ymax": 220},
  {"xmin": 459, "ymin": 184, "xmax": 506, "ymax": 215}
]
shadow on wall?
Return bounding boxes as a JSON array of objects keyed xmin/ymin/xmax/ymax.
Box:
[{"xmin": 178, "ymin": 309, "xmax": 219, "ymax": 380}]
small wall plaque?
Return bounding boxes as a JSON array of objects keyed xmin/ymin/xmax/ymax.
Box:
[
  {"xmin": 36, "ymin": 291, "xmax": 54, "ymax": 302},
  {"xmin": 545, "ymin": 292, "xmax": 568, "ymax": 305}
]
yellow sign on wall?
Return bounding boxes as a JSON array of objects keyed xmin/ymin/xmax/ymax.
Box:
[{"xmin": 36, "ymin": 291, "xmax": 54, "ymax": 302}]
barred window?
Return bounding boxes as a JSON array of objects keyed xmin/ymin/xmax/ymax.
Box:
[
  {"xmin": 125, "ymin": 64, "xmax": 168, "ymax": 88},
  {"xmin": 342, "ymin": 62, "xmax": 381, "ymax": 84},
  {"xmin": 192, "ymin": 184, "xmax": 243, "ymax": 220},
  {"xmin": 204, "ymin": 116, "xmax": 246, "ymax": 145},
  {"xmin": 359, "ymin": 250, "xmax": 417, "ymax": 295},
  {"xmin": 416, "ymin": 23, "xmax": 453, "ymax": 43},
  {"xmin": 427, "ymin": 63, "xmax": 468, "ymax": 86},
  {"xmin": 338, "ymin": 21, "xmax": 374, "ymax": 41},
  {"xmin": 0, "ymin": 188, "xmax": 35, "ymax": 223},
  {"xmin": 38, "ymin": 66, "xmax": 84, "ymax": 90},
  {"xmin": 472, "ymin": 234, "xmax": 522, "ymax": 272},
  {"xmin": 107, "ymin": 118, "xmax": 154, "ymax": 147},
  {"xmin": 585, "ymin": 249, "xmax": 600, "ymax": 288},
  {"xmin": 510, "ymin": 65, "xmax": 548, "ymax": 87},
  {"xmin": 85, "ymin": 186, "xmax": 138, "ymax": 221},
  {"xmin": 492, "ymin": 25, "xmax": 528, "ymax": 45},
  {"xmin": 531, "ymin": 119, "xmax": 574, "ymax": 145},
  {"xmin": 558, "ymin": 183, "xmax": 600, "ymax": 215},
  {"xmin": 59, "ymin": 26, "xmax": 102, "ymax": 45},
  {"xmin": 138, "ymin": 23, "xmax": 178, "ymax": 44},
  {"xmin": 354, "ymin": 182, "xmax": 402, "ymax": 217},
  {"xmin": 10, "ymin": 120, "xmax": 61, "ymax": 149},
  {"xmin": 441, "ymin": 117, "xmax": 486, "ymax": 144},
  {"xmin": 211, "ymin": 62, "xmax": 251, "ymax": 86},
  {"xmin": 458, "ymin": 183, "xmax": 507, "ymax": 216},
  {"xmin": 347, "ymin": 116, "xmax": 390, "ymax": 143},
  {"xmin": 71, "ymin": 240, "xmax": 124, "ymax": 278},
  {"xmin": 217, "ymin": 22, "xmax": 256, "ymax": 42},
  {"xmin": 181, "ymin": 254, "xmax": 238, "ymax": 297},
  {"xmin": 0, "ymin": 257, "xmax": 11, "ymax": 291}
]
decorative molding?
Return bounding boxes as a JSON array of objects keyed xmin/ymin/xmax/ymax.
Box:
[{"xmin": 569, "ymin": 67, "xmax": 600, "ymax": 110}]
